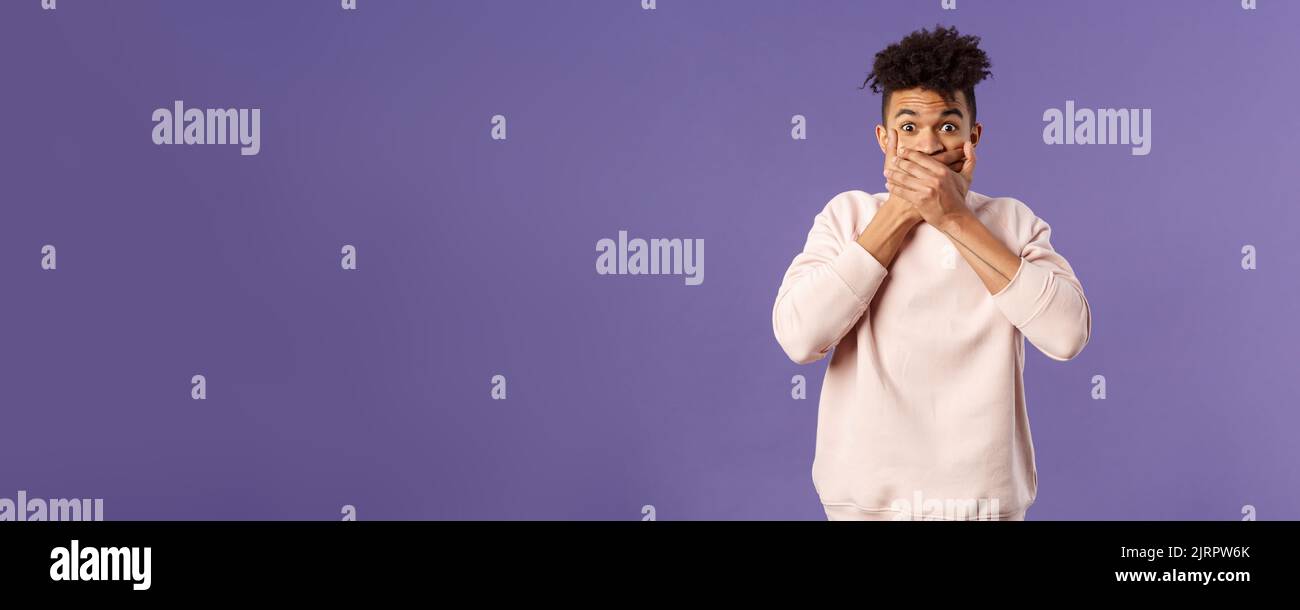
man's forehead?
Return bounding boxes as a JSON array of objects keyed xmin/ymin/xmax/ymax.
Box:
[{"xmin": 889, "ymin": 89, "xmax": 968, "ymax": 115}]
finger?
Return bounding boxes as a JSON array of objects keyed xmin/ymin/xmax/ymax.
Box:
[
  {"xmin": 882, "ymin": 127, "xmax": 897, "ymax": 192},
  {"xmin": 886, "ymin": 183, "xmax": 923, "ymax": 201},
  {"xmin": 930, "ymin": 148, "xmax": 966, "ymax": 173},
  {"xmin": 885, "ymin": 180, "xmax": 920, "ymax": 203},
  {"xmin": 886, "ymin": 185, "xmax": 924, "ymax": 211},
  {"xmin": 897, "ymin": 148, "xmax": 949, "ymax": 176},
  {"xmin": 960, "ymin": 140, "xmax": 977, "ymax": 182},
  {"xmin": 883, "ymin": 167, "xmax": 926, "ymax": 188},
  {"xmin": 930, "ymin": 148, "xmax": 966, "ymax": 168},
  {"xmin": 884, "ymin": 171, "xmax": 928, "ymax": 197},
  {"xmin": 884, "ymin": 160, "xmax": 920, "ymax": 181},
  {"xmin": 890, "ymin": 128, "xmax": 904, "ymax": 168},
  {"xmin": 894, "ymin": 157, "xmax": 936, "ymax": 181}
]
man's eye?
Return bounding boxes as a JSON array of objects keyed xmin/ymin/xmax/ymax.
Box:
[
  {"xmin": 941, "ymin": 124, "xmax": 957, "ymax": 132},
  {"xmin": 901, "ymin": 124, "xmax": 914, "ymax": 132}
]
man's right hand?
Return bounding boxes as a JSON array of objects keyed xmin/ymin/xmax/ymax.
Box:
[
  {"xmin": 881, "ymin": 127, "xmax": 965, "ymax": 226},
  {"xmin": 856, "ymin": 128, "xmax": 966, "ymax": 268}
]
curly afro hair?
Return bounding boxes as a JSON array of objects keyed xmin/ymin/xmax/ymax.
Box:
[{"xmin": 863, "ymin": 25, "xmax": 993, "ymax": 124}]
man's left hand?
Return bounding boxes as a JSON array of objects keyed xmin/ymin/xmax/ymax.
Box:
[{"xmin": 883, "ymin": 141, "xmax": 977, "ymax": 231}]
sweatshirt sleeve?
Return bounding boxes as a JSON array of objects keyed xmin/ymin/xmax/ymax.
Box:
[
  {"xmin": 990, "ymin": 204, "xmax": 1092, "ymax": 361},
  {"xmin": 772, "ymin": 195, "xmax": 890, "ymax": 365}
]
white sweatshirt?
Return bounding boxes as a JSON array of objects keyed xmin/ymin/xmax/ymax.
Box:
[{"xmin": 773, "ymin": 190, "xmax": 1091, "ymax": 520}]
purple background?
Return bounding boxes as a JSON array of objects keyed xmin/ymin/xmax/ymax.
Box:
[{"xmin": 1, "ymin": 0, "xmax": 1296, "ymax": 520}]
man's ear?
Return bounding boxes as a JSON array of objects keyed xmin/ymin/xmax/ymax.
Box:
[
  {"xmin": 969, "ymin": 122, "xmax": 983, "ymax": 147},
  {"xmin": 875, "ymin": 124, "xmax": 888, "ymax": 155}
]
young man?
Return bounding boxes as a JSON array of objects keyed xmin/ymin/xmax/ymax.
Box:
[{"xmin": 772, "ymin": 25, "xmax": 1092, "ymax": 521}]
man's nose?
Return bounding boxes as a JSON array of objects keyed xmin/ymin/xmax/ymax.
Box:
[{"xmin": 913, "ymin": 131, "xmax": 944, "ymax": 155}]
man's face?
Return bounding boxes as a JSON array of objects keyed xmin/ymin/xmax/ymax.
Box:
[{"xmin": 876, "ymin": 87, "xmax": 981, "ymax": 171}]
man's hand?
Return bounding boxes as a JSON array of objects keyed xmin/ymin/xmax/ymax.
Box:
[
  {"xmin": 854, "ymin": 129, "xmax": 972, "ymax": 269},
  {"xmin": 884, "ymin": 134, "xmax": 977, "ymax": 232},
  {"xmin": 879, "ymin": 128, "xmax": 924, "ymax": 225},
  {"xmin": 882, "ymin": 134, "xmax": 1022, "ymax": 289},
  {"xmin": 880, "ymin": 128, "xmax": 965, "ymax": 225}
]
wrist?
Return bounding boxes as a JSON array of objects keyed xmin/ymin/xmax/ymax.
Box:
[
  {"xmin": 880, "ymin": 197, "xmax": 923, "ymax": 229},
  {"xmin": 936, "ymin": 209, "xmax": 974, "ymax": 236}
]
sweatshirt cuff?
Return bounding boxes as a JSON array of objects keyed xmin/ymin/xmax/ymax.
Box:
[
  {"xmin": 992, "ymin": 258, "xmax": 1052, "ymax": 327},
  {"xmin": 831, "ymin": 242, "xmax": 889, "ymax": 303}
]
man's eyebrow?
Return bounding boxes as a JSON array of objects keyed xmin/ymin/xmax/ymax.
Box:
[{"xmin": 891, "ymin": 108, "xmax": 966, "ymax": 120}]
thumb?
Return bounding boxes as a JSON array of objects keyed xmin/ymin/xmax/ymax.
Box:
[{"xmin": 960, "ymin": 140, "xmax": 977, "ymax": 183}]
